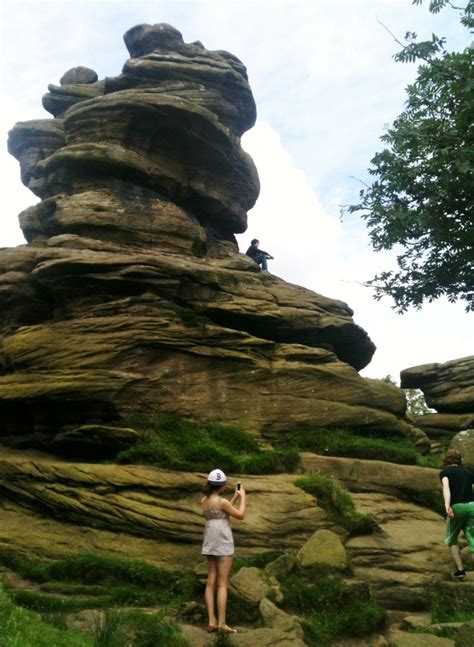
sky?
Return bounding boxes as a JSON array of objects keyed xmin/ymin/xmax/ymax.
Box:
[{"xmin": 0, "ymin": 0, "xmax": 472, "ymax": 380}]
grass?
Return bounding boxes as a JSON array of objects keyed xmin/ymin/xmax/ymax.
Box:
[
  {"xmin": 278, "ymin": 565, "xmax": 385, "ymax": 645},
  {"xmin": 294, "ymin": 474, "xmax": 374, "ymax": 535},
  {"xmin": 0, "ymin": 584, "xmax": 189, "ymax": 647},
  {"xmin": 0, "ymin": 550, "xmax": 198, "ymax": 613},
  {"xmin": 430, "ymin": 587, "xmax": 474, "ymax": 624},
  {"xmin": 116, "ymin": 413, "xmax": 300, "ymax": 474},
  {"xmin": 287, "ymin": 426, "xmax": 432, "ymax": 466},
  {"xmin": 0, "ymin": 583, "xmax": 91, "ymax": 647}
]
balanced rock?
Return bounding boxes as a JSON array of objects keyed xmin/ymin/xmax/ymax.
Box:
[
  {"xmin": 60, "ymin": 66, "xmax": 98, "ymax": 85},
  {"xmin": 401, "ymin": 356, "xmax": 474, "ymax": 413},
  {"xmin": 297, "ymin": 528, "xmax": 348, "ymax": 569},
  {"xmin": 0, "ymin": 22, "xmax": 425, "ymax": 451}
]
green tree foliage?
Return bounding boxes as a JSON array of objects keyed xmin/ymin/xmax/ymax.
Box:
[
  {"xmin": 347, "ymin": 0, "xmax": 474, "ymax": 312},
  {"xmin": 381, "ymin": 374, "xmax": 433, "ymax": 415}
]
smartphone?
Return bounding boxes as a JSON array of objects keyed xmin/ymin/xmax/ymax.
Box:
[{"xmin": 236, "ymin": 482, "xmax": 241, "ymax": 491}]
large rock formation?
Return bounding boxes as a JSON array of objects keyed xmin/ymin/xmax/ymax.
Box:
[
  {"xmin": 401, "ymin": 357, "xmax": 474, "ymax": 414},
  {"xmin": 401, "ymin": 357, "xmax": 474, "ymax": 461},
  {"xmin": 0, "ymin": 23, "xmax": 419, "ymax": 451}
]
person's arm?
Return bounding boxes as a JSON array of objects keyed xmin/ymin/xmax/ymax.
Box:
[
  {"xmin": 442, "ymin": 476, "xmax": 454, "ymax": 518},
  {"xmin": 220, "ymin": 488, "xmax": 246, "ymax": 520}
]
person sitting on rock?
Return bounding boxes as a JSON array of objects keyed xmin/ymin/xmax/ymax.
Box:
[
  {"xmin": 440, "ymin": 448, "xmax": 474, "ymax": 580},
  {"xmin": 245, "ymin": 239, "xmax": 274, "ymax": 271},
  {"xmin": 201, "ymin": 469, "xmax": 246, "ymax": 634}
]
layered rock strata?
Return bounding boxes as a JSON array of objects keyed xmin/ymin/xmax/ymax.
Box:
[
  {"xmin": 0, "ymin": 22, "xmax": 423, "ymax": 449},
  {"xmin": 401, "ymin": 357, "xmax": 474, "ymax": 460}
]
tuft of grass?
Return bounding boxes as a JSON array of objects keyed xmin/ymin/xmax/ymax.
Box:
[
  {"xmin": 117, "ymin": 413, "xmax": 300, "ymax": 474},
  {"xmin": 121, "ymin": 609, "xmax": 189, "ymax": 647},
  {"xmin": 279, "ymin": 565, "xmax": 385, "ymax": 645},
  {"xmin": 431, "ymin": 587, "xmax": 474, "ymax": 624},
  {"xmin": 289, "ymin": 427, "xmax": 422, "ymax": 465},
  {"xmin": 294, "ymin": 474, "xmax": 374, "ymax": 535},
  {"xmin": 0, "ymin": 583, "xmax": 91, "ymax": 647},
  {"xmin": 92, "ymin": 609, "xmax": 125, "ymax": 647}
]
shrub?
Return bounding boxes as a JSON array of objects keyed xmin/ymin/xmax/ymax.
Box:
[
  {"xmin": 294, "ymin": 474, "xmax": 374, "ymax": 535},
  {"xmin": 117, "ymin": 414, "xmax": 300, "ymax": 474}
]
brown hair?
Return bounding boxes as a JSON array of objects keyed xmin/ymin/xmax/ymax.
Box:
[
  {"xmin": 203, "ymin": 481, "xmax": 225, "ymax": 497},
  {"xmin": 444, "ymin": 448, "xmax": 463, "ymax": 466}
]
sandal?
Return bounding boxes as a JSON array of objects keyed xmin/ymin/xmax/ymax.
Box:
[
  {"xmin": 206, "ymin": 625, "xmax": 218, "ymax": 633},
  {"xmin": 218, "ymin": 625, "xmax": 237, "ymax": 634}
]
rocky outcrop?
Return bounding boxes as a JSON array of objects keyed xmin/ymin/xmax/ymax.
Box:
[
  {"xmin": 401, "ymin": 358, "xmax": 474, "ymax": 456},
  {"xmin": 0, "ymin": 22, "xmax": 423, "ymax": 449},
  {"xmin": 347, "ymin": 492, "xmax": 446, "ymax": 610},
  {"xmin": 0, "ymin": 448, "xmax": 329, "ymax": 560},
  {"xmin": 401, "ymin": 357, "xmax": 474, "ymax": 414}
]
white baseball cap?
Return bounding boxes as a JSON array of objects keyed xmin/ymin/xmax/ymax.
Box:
[{"xmin": 207, "ymin": 469, "xmax": 227, "ymax": 484}]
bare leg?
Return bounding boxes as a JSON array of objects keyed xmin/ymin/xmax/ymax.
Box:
[
  {"xmin": 205, "ymin": 557, "xmax": 218, "ymax": 628},
  {"xmin": 216, "ymin": 555, "xmax": 234, "ymax": 630},
  {"xmin": 450, "ymin": 544, "xmax": 464, "ymax": 571}
]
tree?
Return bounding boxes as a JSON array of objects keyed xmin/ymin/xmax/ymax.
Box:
[
  {"xmin": 380, "ymin": 374, "xmax": 433, "ymax": 415},
  {"xmin": 347, "ymin": 0, "xmax": 474, "ymax": 313}
]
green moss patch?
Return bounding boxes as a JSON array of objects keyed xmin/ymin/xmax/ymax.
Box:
[
  {"xmin": 117, "ymin": 413, "xmax": 300, "ymax": 474},
  {"xmin": 294, "ymin": 474, "xmax": 374, "ymax": 535}
]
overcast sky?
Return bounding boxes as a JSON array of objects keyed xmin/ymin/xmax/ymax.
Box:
[{"xmin": 1, "ymin": 0, "xmax": 472, "ymax": 379}]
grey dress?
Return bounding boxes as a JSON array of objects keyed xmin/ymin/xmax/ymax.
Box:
[{"xmin": 202, "ymin": 499, "xmax": 234, "ymax": 557}]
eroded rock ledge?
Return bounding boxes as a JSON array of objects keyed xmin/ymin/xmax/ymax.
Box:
[{"xmin": 0, "ymin": 23, "xmax": 422, "ymax": 448}]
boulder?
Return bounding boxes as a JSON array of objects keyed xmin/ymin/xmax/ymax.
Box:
[
  {"xmin": 60, "ymin": 67, "xmax": 98, "ymax": 85},
  {"xmin": 265, "ymin": 553, "xmax": 296, "ymax": 578},
  {"xmin": 401, "ymin": 357, "xmax": 474, "ymax": 414},
  {"xmin": 297, "ymin": 529, "xmax": 348, "ymax": 569},
  {"xmin": 259, "ymin": 597, "xmax": 304, "ymax": 638},
  {"xmin": 230, "ymin": 567, "xmax": 282, "ymax": 604},
  {"xmin": 450, "ymin": 429, "xmax": 474, "ymax": 469}
]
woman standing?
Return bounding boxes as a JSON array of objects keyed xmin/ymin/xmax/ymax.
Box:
[{"xmin": 201, "ymin": 468, "xmax": 246, "ymax": 634}]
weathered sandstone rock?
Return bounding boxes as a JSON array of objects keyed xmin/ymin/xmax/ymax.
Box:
[
  {"xmin": 0, "ymin": 448, "xmax": 328, "ymax": 557},
  {"xmin": 230, "ymin": 566, "xmax": 282, "ymax": 604},
  {"xmin": 297, "ymin": 529, "xmax": 348, "ymax": 569},
  {"xmin": 0, "ymin": 22, "xmax": 428, "ymax": 449},
  {"xmin": 449, "ymin": 429, "xmax": 474, "ymax": 468},
  {"xmin": 410, "ymin": 413, "xmax": 474, "ymax": 440},
  {"xmin": 401, "ymin": 357, "xmax": 474, "ymax": 414},
  {"xmin": 301, "ymin": 453, "xmax": 439, "ymax": 499},
  {"xmin": 347, "ymin": 492, "xmax": 446, "ymax": 610},
  {"xmin": 259, "ymin": 597, "xmax": 304, "ymax": 638}
]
